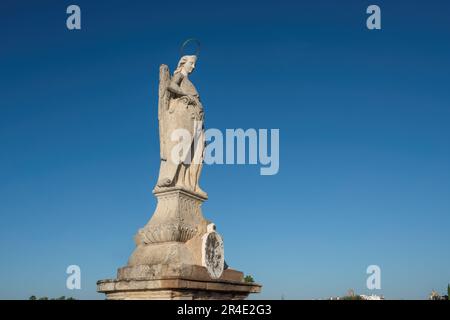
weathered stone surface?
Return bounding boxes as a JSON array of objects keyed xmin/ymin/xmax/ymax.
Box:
[
  {"xmin": 201, "ymin": 224, "xmax": 224, "ymax": 279},
  {"xmin": 117, "ymin": 264, "xmax": 243, "ymax": 282},
  {"xmin": 97, "ymin": 273, "xmax": 261, "ymax": 300},
  {"xmin": 155, "ymin": 56, "xmax": 206, "ymax": 198},
  {"xmin": 134, "ymin": 188, "xmax": 208, "ymax": 246},
  {"xmin": 97, "ymin": 54, "xmax": 262, "ymax": 300}
]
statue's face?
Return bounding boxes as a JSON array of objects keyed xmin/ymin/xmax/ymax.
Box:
[{"xmin": 184, "ymin": 57, "xmax": 196, "ymax": 74}]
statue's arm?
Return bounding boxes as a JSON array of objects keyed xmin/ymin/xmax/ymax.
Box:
[{"xmin": 168, "ymin": 73, "xmax": 190, "ymax": 97}]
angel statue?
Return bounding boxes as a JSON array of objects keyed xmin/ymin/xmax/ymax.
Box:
[{"xmin": 154, "ymin": 55, "xmax": 207, "ymax": 198}]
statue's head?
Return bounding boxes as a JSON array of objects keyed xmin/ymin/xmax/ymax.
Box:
[{"xmin": 175, "ymin": 55, "xmax": 197, "ymax": 76}]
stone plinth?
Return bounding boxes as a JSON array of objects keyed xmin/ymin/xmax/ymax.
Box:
[
  {"xmin": 97, "ymin": 263, "xmax": 261, "ymax": 300},
  {"xmin": 97, "ymin": 188, "xmax": 261, "ymax": 300}
]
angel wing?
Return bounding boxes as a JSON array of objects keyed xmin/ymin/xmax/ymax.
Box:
[{"xmin": 158, "ymin": 64, "xmax": 171, "ymax": 160}]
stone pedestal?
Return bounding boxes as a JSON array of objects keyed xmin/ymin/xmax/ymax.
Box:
[
  {"xmin": 97, "ymin": 264, "xmax": 260, "ymax": 300},
  {"xmin": 97, "ymin": 187, "xmax": 261, "ymax": 300}
]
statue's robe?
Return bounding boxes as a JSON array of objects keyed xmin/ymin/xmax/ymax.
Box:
[{"xmin": 156, "ymin": 65, "xmax": 205, "ymax": 191}]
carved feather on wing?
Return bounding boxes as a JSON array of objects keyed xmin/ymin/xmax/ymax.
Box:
[{"xmin": 158, "ymin": 64, "xmax": 171, "ymax": 160}]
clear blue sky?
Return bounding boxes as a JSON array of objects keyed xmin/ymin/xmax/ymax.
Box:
[{"xmin": 1, "ymin": 0, "xmax": 449, "ymax": 299}]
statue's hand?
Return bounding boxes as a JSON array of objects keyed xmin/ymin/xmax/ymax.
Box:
[{"xmin": 181, "ymin": 95, "xmax": 197, "ymax": 105}]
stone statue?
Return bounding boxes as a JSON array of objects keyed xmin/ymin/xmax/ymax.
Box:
[
  {"xmin": 97, "ymin": 51, "xmax": 261, "ymax": 299},
  {"xmin": 155, "ymin": 55, "xmax": 207, "ymax": 198}
]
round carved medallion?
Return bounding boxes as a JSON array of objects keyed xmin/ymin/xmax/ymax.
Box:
[{"xmin": 201, "ymin": 226, "xmax": 224, "ymax": 279}]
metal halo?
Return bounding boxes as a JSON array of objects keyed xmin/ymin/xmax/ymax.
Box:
[{"xmin": 180, "ymin": 38, "xmax": 201, "ymax": 57}]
